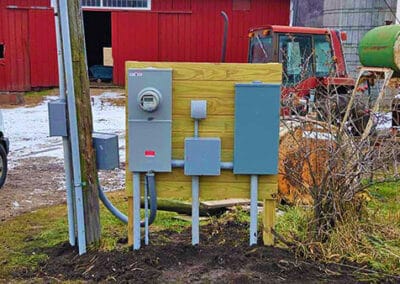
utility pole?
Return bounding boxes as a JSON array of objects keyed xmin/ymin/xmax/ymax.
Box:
[{"xmin": 60, "ymin": 0, "xmax": 100, "ymax": 246}]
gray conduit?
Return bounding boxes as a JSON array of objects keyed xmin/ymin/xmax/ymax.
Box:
[
  {"xmin": 98, "ymin": 173, "xmax": 157, "ymax": 227},
  {"xmin": 172, "ymin": 160, "xmax": 233, "ymax": 170}
]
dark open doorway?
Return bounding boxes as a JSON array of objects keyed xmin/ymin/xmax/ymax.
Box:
[{"xmin": 83, "ymin": 11, "xmax": 111, "ymax": 72}]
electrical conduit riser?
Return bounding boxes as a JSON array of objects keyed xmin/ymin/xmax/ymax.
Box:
[
  {"xmin": 58, "ymin": 0, "xmax": 86, "ymax": 255},
  {"xmin": 52, "ymin": 0, "xmax": 75, "ymax": 247},
  {"xmin": 98, "ymin": 173, "xmax": 157, "ymax": 227}
]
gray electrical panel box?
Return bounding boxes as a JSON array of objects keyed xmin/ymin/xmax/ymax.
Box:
[
  {"xmin": 233, "ymin": 83, "xmax": 280, "ymax": 175},
  {"xmin": 184, "ymin": 138, "xmax": 221, "ymax": 176},
  {"xmin": 92, "ymin": 132, "xmax": 120, "ymax": 170},
  {"xmin": 128, "ymin": 68, "xmax": 172, "ymax": 172},
  {"xmin": 48, "ymin": 100, "xmax": 67, "ymax": 137}
]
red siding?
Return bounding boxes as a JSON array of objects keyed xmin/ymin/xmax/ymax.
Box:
[
  {"xmin": 0, "ymin": 0, "xmax": 58, "ymax": 92},
  {"xmin": 112, "ymin": 11, "xmax": 159, "ymax": 86},
  {"xmin": 0, "ymin": 0, "xmax": 289, "ymax": 90},
  {"xmin": 29, "ymin": 9, "xmax": 58, "ymax": 88},
  {"xmin": 112, "ymin": 0, "xmax": 290, "ymax": 85}
]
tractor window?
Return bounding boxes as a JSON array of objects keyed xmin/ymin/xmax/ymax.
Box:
[
  {"xmin": 249, "ymin": 35, "xmax": 273, "ymax": 63},
  {"xmin": 279, "ymin": 34, "xmax": 312, "ymax": 86},
  {"xmin": 314, "ymin": 35, "xmax": 335, "ymax": 77}
]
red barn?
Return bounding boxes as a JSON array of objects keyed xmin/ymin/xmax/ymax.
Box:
[
  {"xmin": 0, "ymin": 0, "xmax": 290, "ymax": 93},
  {"xmin": 0, "ymin": 0, "xmax": 58, "ymax": 95}
]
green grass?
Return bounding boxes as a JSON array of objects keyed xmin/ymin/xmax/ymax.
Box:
[
  {"xmin": 24, "ymin": 88, "xmax": 58, "ymax": 98},
  {"xmin": 368, "ymin": 182, "xmax": 400, "ymax": 218},
  {"xmin": 2, "ymin": 182, "xmax": 400, "ymax": 279},
  {"xmin": 275, "ymin": 181, "xmax": 400, "ymax": 277},
  {"xmin": 0, "ymin": 191, "xmax": 190, "ymax": 279},
  {"xmin": 0, "ymin": 204, "xmax": 67, "ymax": 277}
]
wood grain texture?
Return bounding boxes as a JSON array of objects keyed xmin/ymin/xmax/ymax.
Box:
[
  {"xmin": 125, "ymin": 62, "xmax": 281, "ymax": 246},
  {"xmin": 68, "ymin": 0, "xmax": 100, "ymax": 245},
  {"xmin": 263, "ymin": 198, "xmax": 276, "ymax": 246},
  {"xmin": 126, "ymin": 62, "xmax": 282, "ymax": 82},
  {"xmin": 125, "ymin": 62, "xmax": 281, "ymax": 200}
]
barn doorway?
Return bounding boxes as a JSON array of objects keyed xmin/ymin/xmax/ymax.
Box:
[{"xmin": 83, "ymin": 11, "xmax": 112, "ymax": 81}]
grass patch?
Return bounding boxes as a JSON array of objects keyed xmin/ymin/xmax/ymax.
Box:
[
  {"xmin": 275, "ymin": 181, "xmax": 400, "ymax": 278},
  {"xmin": 0, "ymin": 190, "xmax": 190, "ymax": 279},
  {"xmin": 24, "ymin": 89, "xmax": 59, "ymax": 107}
]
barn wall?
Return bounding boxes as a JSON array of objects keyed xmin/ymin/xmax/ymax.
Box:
[
  {"xmin": 112, "ymin": 0, "xmax": 290, "ymax": 85},
  {"xmin": 0, "ymin": 0, "xmax": 290, "ymax": 90},
  {"xmin": 0, "ymin": 0, "xmax": 58, "ymax": 92}
]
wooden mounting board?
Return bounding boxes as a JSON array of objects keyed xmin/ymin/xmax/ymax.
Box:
[{"xmin": 125, "ymin": 62, "xmax": 282, "ymax": 246}]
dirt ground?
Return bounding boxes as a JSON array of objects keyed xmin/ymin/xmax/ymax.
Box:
[
  {"xmin": 0, "ymin": 87, "xmax": 125, "ymax": 221},
  {"xmin": 0, "ymin": 158, "xmax": 366, "ymax": 284},
  {"xmin": 13, "ymin": 218, "xmax": 369, "ymax": 283},
  {"xmin": 0, "ymin": 157, "xmax": 125, "ymax": 221},
  {"xmin": 0, "ymin": 89, "xmax": 395, "ymax": 283}
]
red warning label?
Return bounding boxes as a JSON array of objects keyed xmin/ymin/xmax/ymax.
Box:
[{"xmin": 144, "ymin": 150, "xmax": 156, "ymax": 158}]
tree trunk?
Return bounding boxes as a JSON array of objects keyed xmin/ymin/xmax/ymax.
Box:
[{"xmin": 67, "ymin": 0, "xmax": 100, "ymax": 244}]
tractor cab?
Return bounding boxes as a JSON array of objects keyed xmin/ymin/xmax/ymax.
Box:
[{"xmin": 248, "ymin": 26, "xmax": 353, "ymax": 101}]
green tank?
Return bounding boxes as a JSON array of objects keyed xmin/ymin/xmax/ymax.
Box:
[{"xmin": 358, "ymin": 25, "xmax": 400, "ymax": 72}]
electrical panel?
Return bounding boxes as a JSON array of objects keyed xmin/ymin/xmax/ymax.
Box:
[
  {"xmin": 127, "ymin": 68, "xmax": 172, "ymax": 172},
  {"xmin": 48, "ymin": 100, "xmax": 67, "ymax": 137},
  {"xmin": 184, "ymin": 138, "xmax": 221, "ymax": 176},
  {"xmin": 233, "ymin": 83, "xmax": 281, "ymax": 175}
]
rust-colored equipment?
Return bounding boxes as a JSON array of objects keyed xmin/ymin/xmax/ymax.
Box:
[{"xmin": 247, "ymin": 25, "xmax": 355, "ymax": 113}]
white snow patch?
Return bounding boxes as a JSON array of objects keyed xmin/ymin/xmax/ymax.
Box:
[
  {"xmin": 375, "ymin": 112, "xmax": 392, "ymax": 130},
  {"xmin": 3, "ymin": 92, "xmax": 126, "ymax": 166}
]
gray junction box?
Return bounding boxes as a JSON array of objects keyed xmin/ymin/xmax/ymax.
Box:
[
  {"xmin": 48, "ymin": 100, "xmax": 67, "ymax": 137},
  {"xmin": 233, "ymin": 83, "xmax": 281, "ymax": 175},
  {"xmin": 92, "ymin": 132, "xmax": 120, "ymax": 170},
  {"xmin": 184, "ymin": 138, "xmax": 221, "ymax": 176},
  {"xmin": 128, "ymin": 68, "xmax": 172, "ymax": 172}
]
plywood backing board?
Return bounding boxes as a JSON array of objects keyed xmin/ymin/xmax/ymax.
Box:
[
  {"xmin": 125, "ymin": 62, "xmax": 282, "ymax": 200},
  {"xmin": 125, "ymin": 62, "xmax": 282, "ymax": 247}
]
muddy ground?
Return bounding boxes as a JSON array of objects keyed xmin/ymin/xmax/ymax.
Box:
[
  {"xmin": 0, "ymin": 88, "xmax": 125, "ymax": 221},
  {"xmin": 0, "ymin": 157, "xmax": 125, "ymax": 221},
  {"xmin": 14, "ymin": 217, "xmax": 371, "ymax": 283},
  {"xmin": 0, "ymin": 157, "xmax": 367, "ymax": 284},
  {"xmin": 0, "ymin": 89, "xmax": 395, "ymax": 283}
]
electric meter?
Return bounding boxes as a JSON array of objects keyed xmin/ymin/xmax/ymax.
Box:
[{"xmin": 138, "ymin": 88, "xmax": 161, "ymax": 112}]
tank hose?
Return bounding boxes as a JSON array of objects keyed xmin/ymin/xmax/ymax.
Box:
[{"xmin": 98, "ymin": 172, "xmax": 158, "ymax": 227}]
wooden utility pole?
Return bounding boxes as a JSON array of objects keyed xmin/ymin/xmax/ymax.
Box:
[{"xmin": 67, "ymin": 0, "xmax": 100, "ymax": 244}]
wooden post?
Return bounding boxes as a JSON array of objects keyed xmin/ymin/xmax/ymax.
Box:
[
  {"xmin": 263, "ymin": 198, "xmax": 275, "ymax": 246},
  {"xmin": 67, "ymin": 0, "xmax": 101, "ymax": 245}
]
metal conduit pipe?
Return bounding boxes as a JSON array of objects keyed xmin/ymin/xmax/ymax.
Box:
[
  {"xmin": 98, "ymin": 185, "xmax": 128, "ymax": 224},
  {"xmin": 58, "ymin": 0, "xmax": 86, "ymax": 255},
  {"xmin": 145, "ymin": 173, "xmax": 158, "ymax": 226},
  {"xmin": 52, "ymin": 0, "xmax": 75, "ymax": 247},
  {"xmin": 98, "ymin": 173, "xmax": 157, "ymax": 227},
  {"xmin": 172, "ymin": 160, "xmax": 233, "ymax": 170}
]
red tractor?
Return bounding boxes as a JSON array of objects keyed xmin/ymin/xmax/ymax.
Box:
[{"xmin": 248, "ymin": 25, "xmax": 354, "ymax": 117}]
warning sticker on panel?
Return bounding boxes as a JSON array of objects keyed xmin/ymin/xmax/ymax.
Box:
[{"xmin": 145, "ymin": 150, "xmax": 156, "ymax": 158}]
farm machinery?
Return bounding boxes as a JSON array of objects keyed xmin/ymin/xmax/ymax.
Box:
[
  {"xmin": 247, "ymin": 24, "xmax": 400, "ymax": 135},
  {"xmin": 247, "ymin": 24, "xmax": 400, "ymax": 204}
]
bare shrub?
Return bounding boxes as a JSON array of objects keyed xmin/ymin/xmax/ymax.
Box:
[{"xmin": 279, "ymin": 69, "xmax": 400, "ymax": 241}]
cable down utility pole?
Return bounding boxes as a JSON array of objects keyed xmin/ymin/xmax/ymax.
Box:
[{"xmin": 57, "ymin": 0, "xmax": 101, "ymax": 254}]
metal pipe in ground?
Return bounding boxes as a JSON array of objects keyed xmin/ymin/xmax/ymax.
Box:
[
  {"xmin": 53, "ymin": 0, "xmax": 76, "ymax": 248},
  {"xmin": 58, "ymin": 0, "xmax": 86, "ymax": 255},
  {"xmin": 250, "ymin": 175, "xmax": 258, "ymax": 246},
  {"xmin": 192, "ymin": 119, "xmax": 200, "ymax": 245},
  {"xmin": 133, "ymin": 173, "xmax": 141, "ymax": 250}
]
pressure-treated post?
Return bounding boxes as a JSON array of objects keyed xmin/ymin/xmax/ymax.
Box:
[{"xmin": 66, "ymin": 0, "xmax": 101, "ymax": 245}]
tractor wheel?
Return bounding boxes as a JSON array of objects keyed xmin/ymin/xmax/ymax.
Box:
[{"xmin": 0, "ymin": 144, "xmax": 8, "ymax": 189}]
